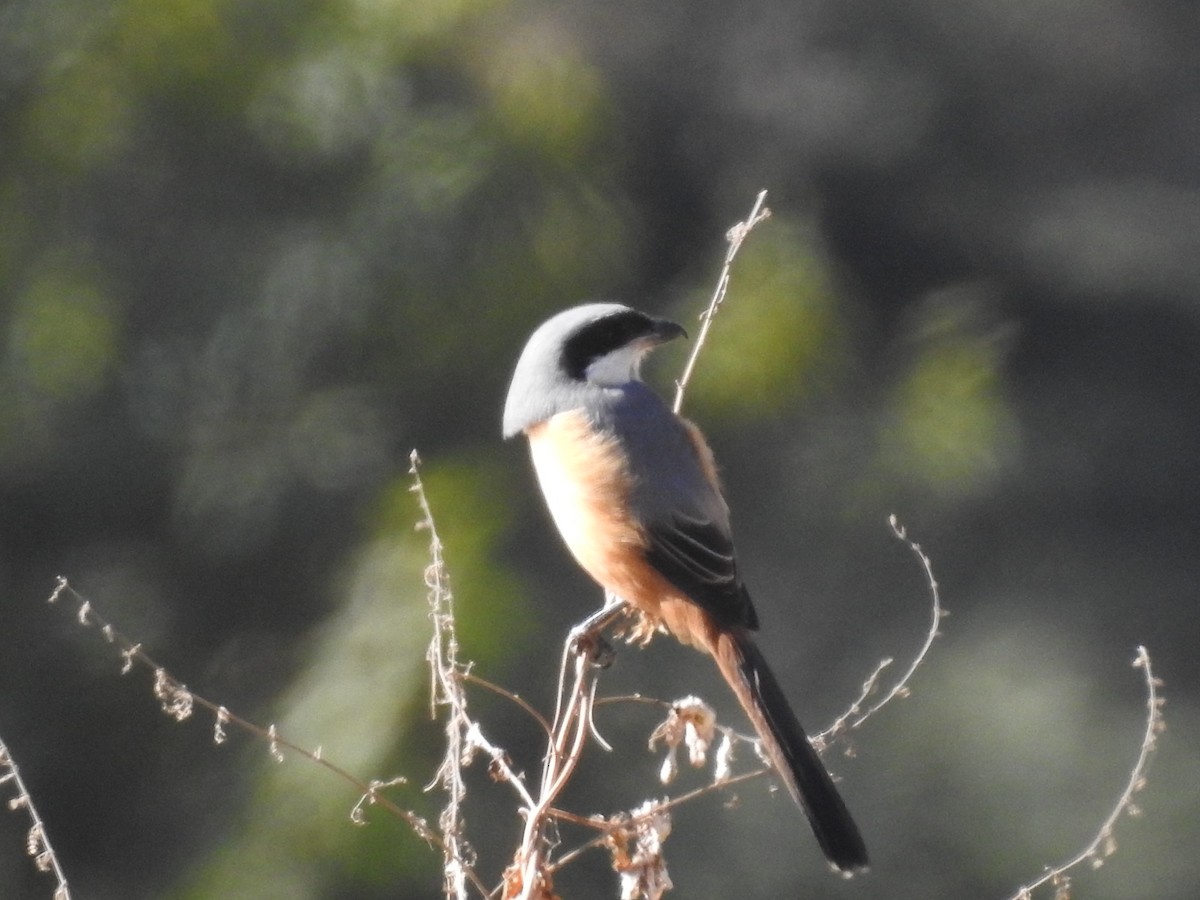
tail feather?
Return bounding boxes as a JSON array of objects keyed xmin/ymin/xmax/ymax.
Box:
[{"xmin": 713, "ymin": 628, "xmax": 869, "ymax": 872}]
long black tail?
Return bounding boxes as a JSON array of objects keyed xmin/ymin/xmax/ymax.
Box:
[{"xmin": 713, "ymin": 628, "xmax": 869, "ymax": 872}]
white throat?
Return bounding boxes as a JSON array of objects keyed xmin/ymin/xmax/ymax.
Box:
[{"xmin": 584, "ymin": 342, "xmax": 648, "ymax": 387}]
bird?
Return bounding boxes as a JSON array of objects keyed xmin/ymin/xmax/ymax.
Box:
[{"xmin": 502, "ymin": 302, "xmax": 868, "ymax": 873}]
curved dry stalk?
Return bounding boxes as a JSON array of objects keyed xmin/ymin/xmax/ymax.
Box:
[
  {"xmin": 818, "ymin": 515, "xmax": 946, "ymax": 745},
  {"xmin": 1007, "ymin": 645, "xmax": 1163, "ymax": 900}
]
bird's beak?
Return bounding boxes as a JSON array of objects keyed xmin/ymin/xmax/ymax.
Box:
[{"xmin": 649, "ymin": 317, "xmax": 687, "ymax": 344}]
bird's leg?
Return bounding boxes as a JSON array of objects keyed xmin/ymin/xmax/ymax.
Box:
[{"xmin": 568, "ymin": 592, "xmax": 626, "ymax": 667}]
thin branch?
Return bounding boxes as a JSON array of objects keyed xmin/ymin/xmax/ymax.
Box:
[
  {"xmin": 1006, "ymin": 645, "xmax": 1164, "ymax": 900},
  {"xmin": 0, "ymin": 734, "xmax": 72, "ymax": 900},
  {"xmin": 672, "ymin": 189, "xmax": 772, "ymax": 414},
  {"xmin": 819, "ymin": 515, "xmax": 945, "ymax": 744},
  {"xmin": 814, "ymin": 658, "xmax": 894, "ymax": 747}
]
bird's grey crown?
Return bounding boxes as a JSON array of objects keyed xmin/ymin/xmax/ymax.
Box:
[{"xmin": 503, "ymin": 303, "xmax": 645, "ymax": 438}]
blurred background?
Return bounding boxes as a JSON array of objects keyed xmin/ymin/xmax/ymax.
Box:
[{"xmin": 1, "ymin": 0, "xmax": 1198, "ymax": 897}]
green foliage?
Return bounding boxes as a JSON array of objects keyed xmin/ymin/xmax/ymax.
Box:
[
  {"xmin": 11, "ymin": 266, "xmax": 120, "ymax": 401},
  {"xmin": 475, "ymin": 21, "xmax": 610, "ymax": 164},
  {"xmin": 22, "ymin": 53, "xmax": 136, "ymax": 172},
  {"xmin": 0, "ymin": 259, "xmax": 121, "ymax": 473},
  {"xmin": 878, "ymin": 287, "xmax": 1020, "ymax": 499}
]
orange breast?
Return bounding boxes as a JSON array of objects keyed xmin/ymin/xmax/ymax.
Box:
[{"xmin": 526, "ymin": 410, "xmax": 716, "ymax": 651}]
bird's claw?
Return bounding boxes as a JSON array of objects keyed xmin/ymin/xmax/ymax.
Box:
[{"xmin": 568, "ymin": 626, "xmax": 616, "ymax": 668}]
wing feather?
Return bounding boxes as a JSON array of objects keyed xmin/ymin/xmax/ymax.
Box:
[
  {"xmin": 603, "ymin": 384, "xmax": 759, "ymax": 630},
  {"xmin": 643, "ymin": 514, "xmax": 758, "ymax": 630}
]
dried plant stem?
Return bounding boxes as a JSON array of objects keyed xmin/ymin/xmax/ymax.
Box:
[
  {"xmin": 818, "ymin": 515, "xmax": 946, "ymax": 744},
  {"xmin": 1007, "ymin": 645, "xmax": 1164, "ymax": 900},
  {"xmin": 672, "ymin": 189, "xmax": 771, "ymax": 414},
  {"xmin": 0, "ymin": 734, "xmax": 72, "ymax": 900}
]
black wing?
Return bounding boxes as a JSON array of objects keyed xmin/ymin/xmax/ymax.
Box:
[{"xmin": 643, "ymin": 513, "xmax": 758, "ymax": 631}]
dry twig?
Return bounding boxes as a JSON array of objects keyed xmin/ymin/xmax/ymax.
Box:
[
  {"xmin": 672, "ymin": 189, "xmax": 771, "ymax": 414},
  {"xmin": 1007, "ymin": 645, "xmax": 1164, "ymax": 900},
  {"xmin": 817, "ymin": 514, "xmax": 946, "ymax": 746}
]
